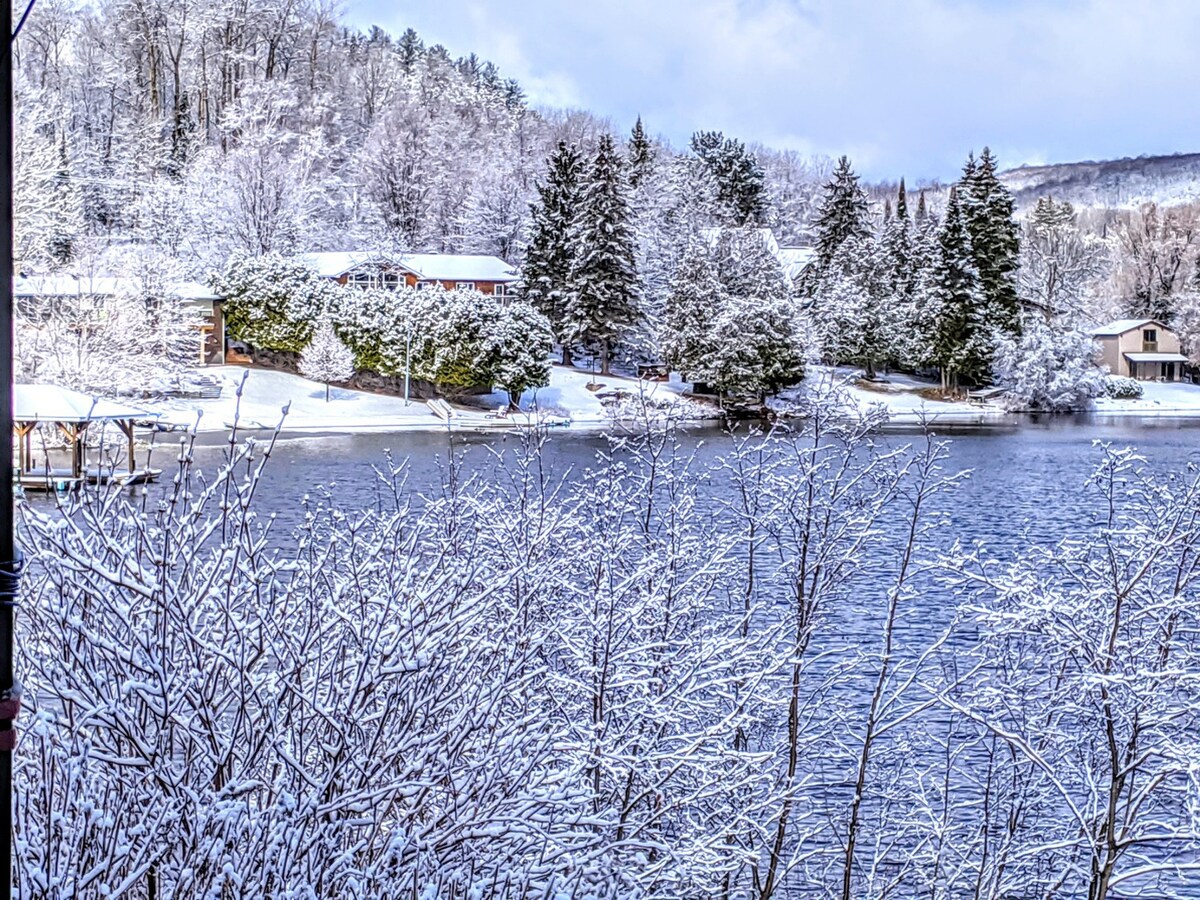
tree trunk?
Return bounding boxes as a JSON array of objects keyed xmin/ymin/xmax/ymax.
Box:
[
  {"xmin": 561, "ymin": 344, "xmax": 573, "ymax": 367},
  {"xmin": 600, "ymin": 340, "xmax": 611, "ymax": 376},
  {"xmin": 325, "ymin": 382, "xmax": 330, "ymax": 402}
]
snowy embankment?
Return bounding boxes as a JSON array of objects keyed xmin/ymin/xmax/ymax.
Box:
[
  {"xmin": 157, "ymin": 365, "xmax": 711, "ymax": 435},
  {"xmin": 773, "ymin": 367, "xmax": 1009, "ymax": 426},
  {"xmin": 1091, "ymin": 381, "xmax": 1200, "ymax": 416}
]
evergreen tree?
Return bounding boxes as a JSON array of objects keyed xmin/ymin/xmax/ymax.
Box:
[
  {"xmin": 712, "ymin": 228, "xmax": 791, "ymax": 301},
  {"xmin": 628, "ymin": 116, "xmax": 654, "ymax": 189},
  {"xmin": 811, "ymin": 155, "xmax": 870, "ymax": 284},
  {"xmin": 520, "ymin": 141, "xmax": 583, "ymax": 364},
  {"xmin": 689, "ymin": 131, "xmax": 768, "ymax": 226},
  {"xmin": 397, "ymin": 28, "xmax": 424, "ymax": 72},
  {"xmin": 300, "ymin": 319, "xmax": 356, "ymax": 402},
  {"xmin": 930, "ymin": 187, "xmax": 990, "ymax": 390},
  {"xmin": 565, "ymin": 134, "xmax": 642, "ymax": 375},
  {"xmin": 916, "ymin": 189, "xmax": 928, "ymax": 223},
  {"xmin": 660, "ymin": 244, "xmax": 723, "ymax": 383},
  {"xmin": 960, "ymin": 147, "xmax": 1021, "ymax": 334},
  {"xmin": 896, "ymin": 177, "xmax": 908, "ymax": 221}
]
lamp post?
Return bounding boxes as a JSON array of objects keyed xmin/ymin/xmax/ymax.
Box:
[{"xmin": 403, "ymin": 317, "xmax": 411, "ymax": 406}]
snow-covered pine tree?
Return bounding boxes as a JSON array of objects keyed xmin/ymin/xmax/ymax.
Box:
[
  {"xmin": 520, "ymin": 141, "xmax": 584, "ymax": 364},
  {"xmin": 690, "ymin": 130, "xmax": 768, "ymax": 226},
  {"xmin": 660, "ymin": 243, "xmax": 724, "ymax": 383},
  {"xmin": 931, "ymin": 186, "xmax": 990, "ymax": 390},
  {"xmin": 300, "ymin": 319, "xmax": 356, "ymax": 401},
  {"xmin": 712, "ymin": 227, "xmax": 791, "ymax": 301},
  {"xmin": 564, "ymin": 134, "xmax": 642, "ymax": 375},
  {"xmin": 489, "ymin": 301, "xmax": 554, "ymax": 407},
  {"xmin": 916, "ymin": 188, "xmax": 928, "ymax": 223},
  {"xmin": 814, "ymin": 235, "xmax": 899, "ymax": 378},
  {"xmin": 811, "ymin": 155, "xmax": 871, "ymax": 289},
  {"xmin": 960, "ymin": 147, "xmax": 1021, "ymax": 334},
  {"xmin": 628, "ymin": 116, "xmax": 655, "ymax": 189},
  {"xmin": 697, "ymin": 292, "xmax": 806, "ymax": 401}
]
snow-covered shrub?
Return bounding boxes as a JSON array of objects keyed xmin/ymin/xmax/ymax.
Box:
[
  {"xmin": 215, "ymin": 252, "xmax": 344, "ymax": 353},
  {"xmin": 992, "ymin": 322, "xmax": 1104, "ymax": 411},
  {"xmin": 1102, "ymin": 374, "xmax": 1144, "ymax": 399}
]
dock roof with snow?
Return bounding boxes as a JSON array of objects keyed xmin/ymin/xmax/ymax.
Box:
[{"xmin": 13, "ymin": 384, "xmax": 152, "ymax": 424}]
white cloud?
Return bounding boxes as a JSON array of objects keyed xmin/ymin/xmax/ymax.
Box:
[{"xmin": 345, "ymin": 0, "xmax": 1200, "ymax": 178}]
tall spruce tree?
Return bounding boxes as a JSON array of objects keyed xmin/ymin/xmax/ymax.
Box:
[
  {"xmin": 520, "ymin": 141, "xmax": 583, "ymax": 364},
  {"xmin": 916, "ymin": 188, "xmax": 928, "ymax": 223},
  {"xmin": 689, "ymin": 131, "xmax": 768, "ymax": 226},
  {"xmin": 960, "ymin": 147, "xmax": 1021, "ymax": 334},
  {"xmin": 896, "ymin": 178, "xmax": 908, "ymax": 220},
  {"xmin": 930, "ymin": 187, "xmax": 990, "ymax": 390},
  {"xmin": 811, "ymin": 155, "xmax": 871, "ymax": 285},
  {"xmin": 628, "ymin": 116, "xmax": 654, "ymax": 189},
  {"xmin": 565, "ymin": 134, "xmax": 642, "ymax": 375}
]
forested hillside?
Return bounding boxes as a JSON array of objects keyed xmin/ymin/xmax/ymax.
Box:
[{"xmin": 11, "ymin": 0, "xmax": 830, "ymax": 278}]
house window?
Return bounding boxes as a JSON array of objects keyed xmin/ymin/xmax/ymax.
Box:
[
  {"xmin": 383, "ymin": 273, "xmax": 401, "ymax": 289},
  {"xmin": 493, "ymin": 283, "xmax": 512, "ymax": 298},
  {"xmin": 348, "ymin": 272, "xmax": 373, "ymax": 289},
  {"xmin": 1144, "ymin": 328, "xmax": 1158, "ymax": 343},
  {"xmin": 456, "ymin": 281, "xmax": 476, "ymax": 290},
  {"xmin": 415, "ymin": 281, "xmax": 434, "ymax": 290}
]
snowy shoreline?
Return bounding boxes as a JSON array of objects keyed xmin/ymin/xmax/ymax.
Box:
[{"xmin": 151, "ymin": 365, "xmax": 1200, "ymax": 440}]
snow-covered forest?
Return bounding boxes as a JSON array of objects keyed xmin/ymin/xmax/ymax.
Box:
[{"xmin": 17, "ymin": 0, "xmax": 1200, "ymax": 406}]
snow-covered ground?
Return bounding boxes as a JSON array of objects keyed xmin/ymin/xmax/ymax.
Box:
[
  {"xmin": 1092, "ymin": 380, "xmax": 1200, "ymax": 416},
  {"xmin": 157, "ymin": 365, "xmax": 710, "ymax": 434},
  {"xmin": 774, "ymin": 367, "xmax": 1009, "ymax": 426}
]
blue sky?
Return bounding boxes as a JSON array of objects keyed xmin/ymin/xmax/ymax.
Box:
[{"xmin": 344, "ymin": 0, "xmax": 1200, "ymax": 181}]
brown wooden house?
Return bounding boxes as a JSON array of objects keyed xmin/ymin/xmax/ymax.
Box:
[{"xmin": 302, "ymin": 252, "xmax": 519, "ymax": 298}]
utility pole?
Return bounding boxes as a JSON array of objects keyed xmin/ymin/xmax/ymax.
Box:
[{"xmin": 1, "ymin": 2, "xmax": 24, "ymax": 897}]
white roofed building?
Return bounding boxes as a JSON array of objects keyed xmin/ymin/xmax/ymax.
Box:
[
  {"xmin": 1089, "ymin": 318, "xmax": 1188, "ymax": 381},
  {"xmin": 14, "ymin": 274, "xmax": 226, "ymax": 365},
  {"xmin": 301, "ymin": 251, "xmax": 519, "ymax": 297}
]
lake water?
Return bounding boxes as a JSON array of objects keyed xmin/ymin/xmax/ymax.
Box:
[
  {"xmin": 150, "ymin": 414, "xmax": 1200, "ymax": 542},
  {"xmin": 26, "ymin": 414, "xmax": 1200, "ymax": 895}
]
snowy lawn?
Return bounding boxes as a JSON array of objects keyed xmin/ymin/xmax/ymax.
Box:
[
  {"xmin": 1092, "ymin": 380, "xmax": 1200, "ymax": 415},
  {"xmin": 466, "ymin": 364, "xmax": 717, "ymax": 427},
  {"xmin": 157, "ymin": 364, "xmax": 715, "ymax": 434}
]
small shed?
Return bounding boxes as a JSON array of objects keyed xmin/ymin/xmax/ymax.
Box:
[
  {"xmin": 13, "ymin": 385, "xmax": 160, "ymax": 490},
  {"xmin": 1089, "ymin": 318, "xmax": 1188, "ymax": 381}
]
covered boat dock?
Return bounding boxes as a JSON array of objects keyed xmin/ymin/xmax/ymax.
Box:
[{"xmin": 13, "ymin": 385, "xmax": 161, "ymax": 491}]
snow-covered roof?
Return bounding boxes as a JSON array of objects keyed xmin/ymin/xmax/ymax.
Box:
[
  {"xmin": 299, "ymin": 252, "xmax": 393, "ymax": 279},
  {"xmin": 399, "ymin": 254, "xmax": 518, "ymax": 282},
  {"xmin": 777, "ymin": 246, "xmax": 816, "ymax": 280},
  {"xmin": 13, "ymin": 384, "xmax": 153, "ymax": 423},
  {"xmin": 14, "ymin": 275, "xmax": 220, "ymax": 302},
  {"xmin": 1123, "ymin": 352, "xmax": 1188, "ymax": 363},
  {"xmin": 301, "ymin": 251, "xmax": 518, "ymax": 283},
  {"xmin": 1089, "ymin": 318, "xmax": 1164, "ymax": 337}
]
